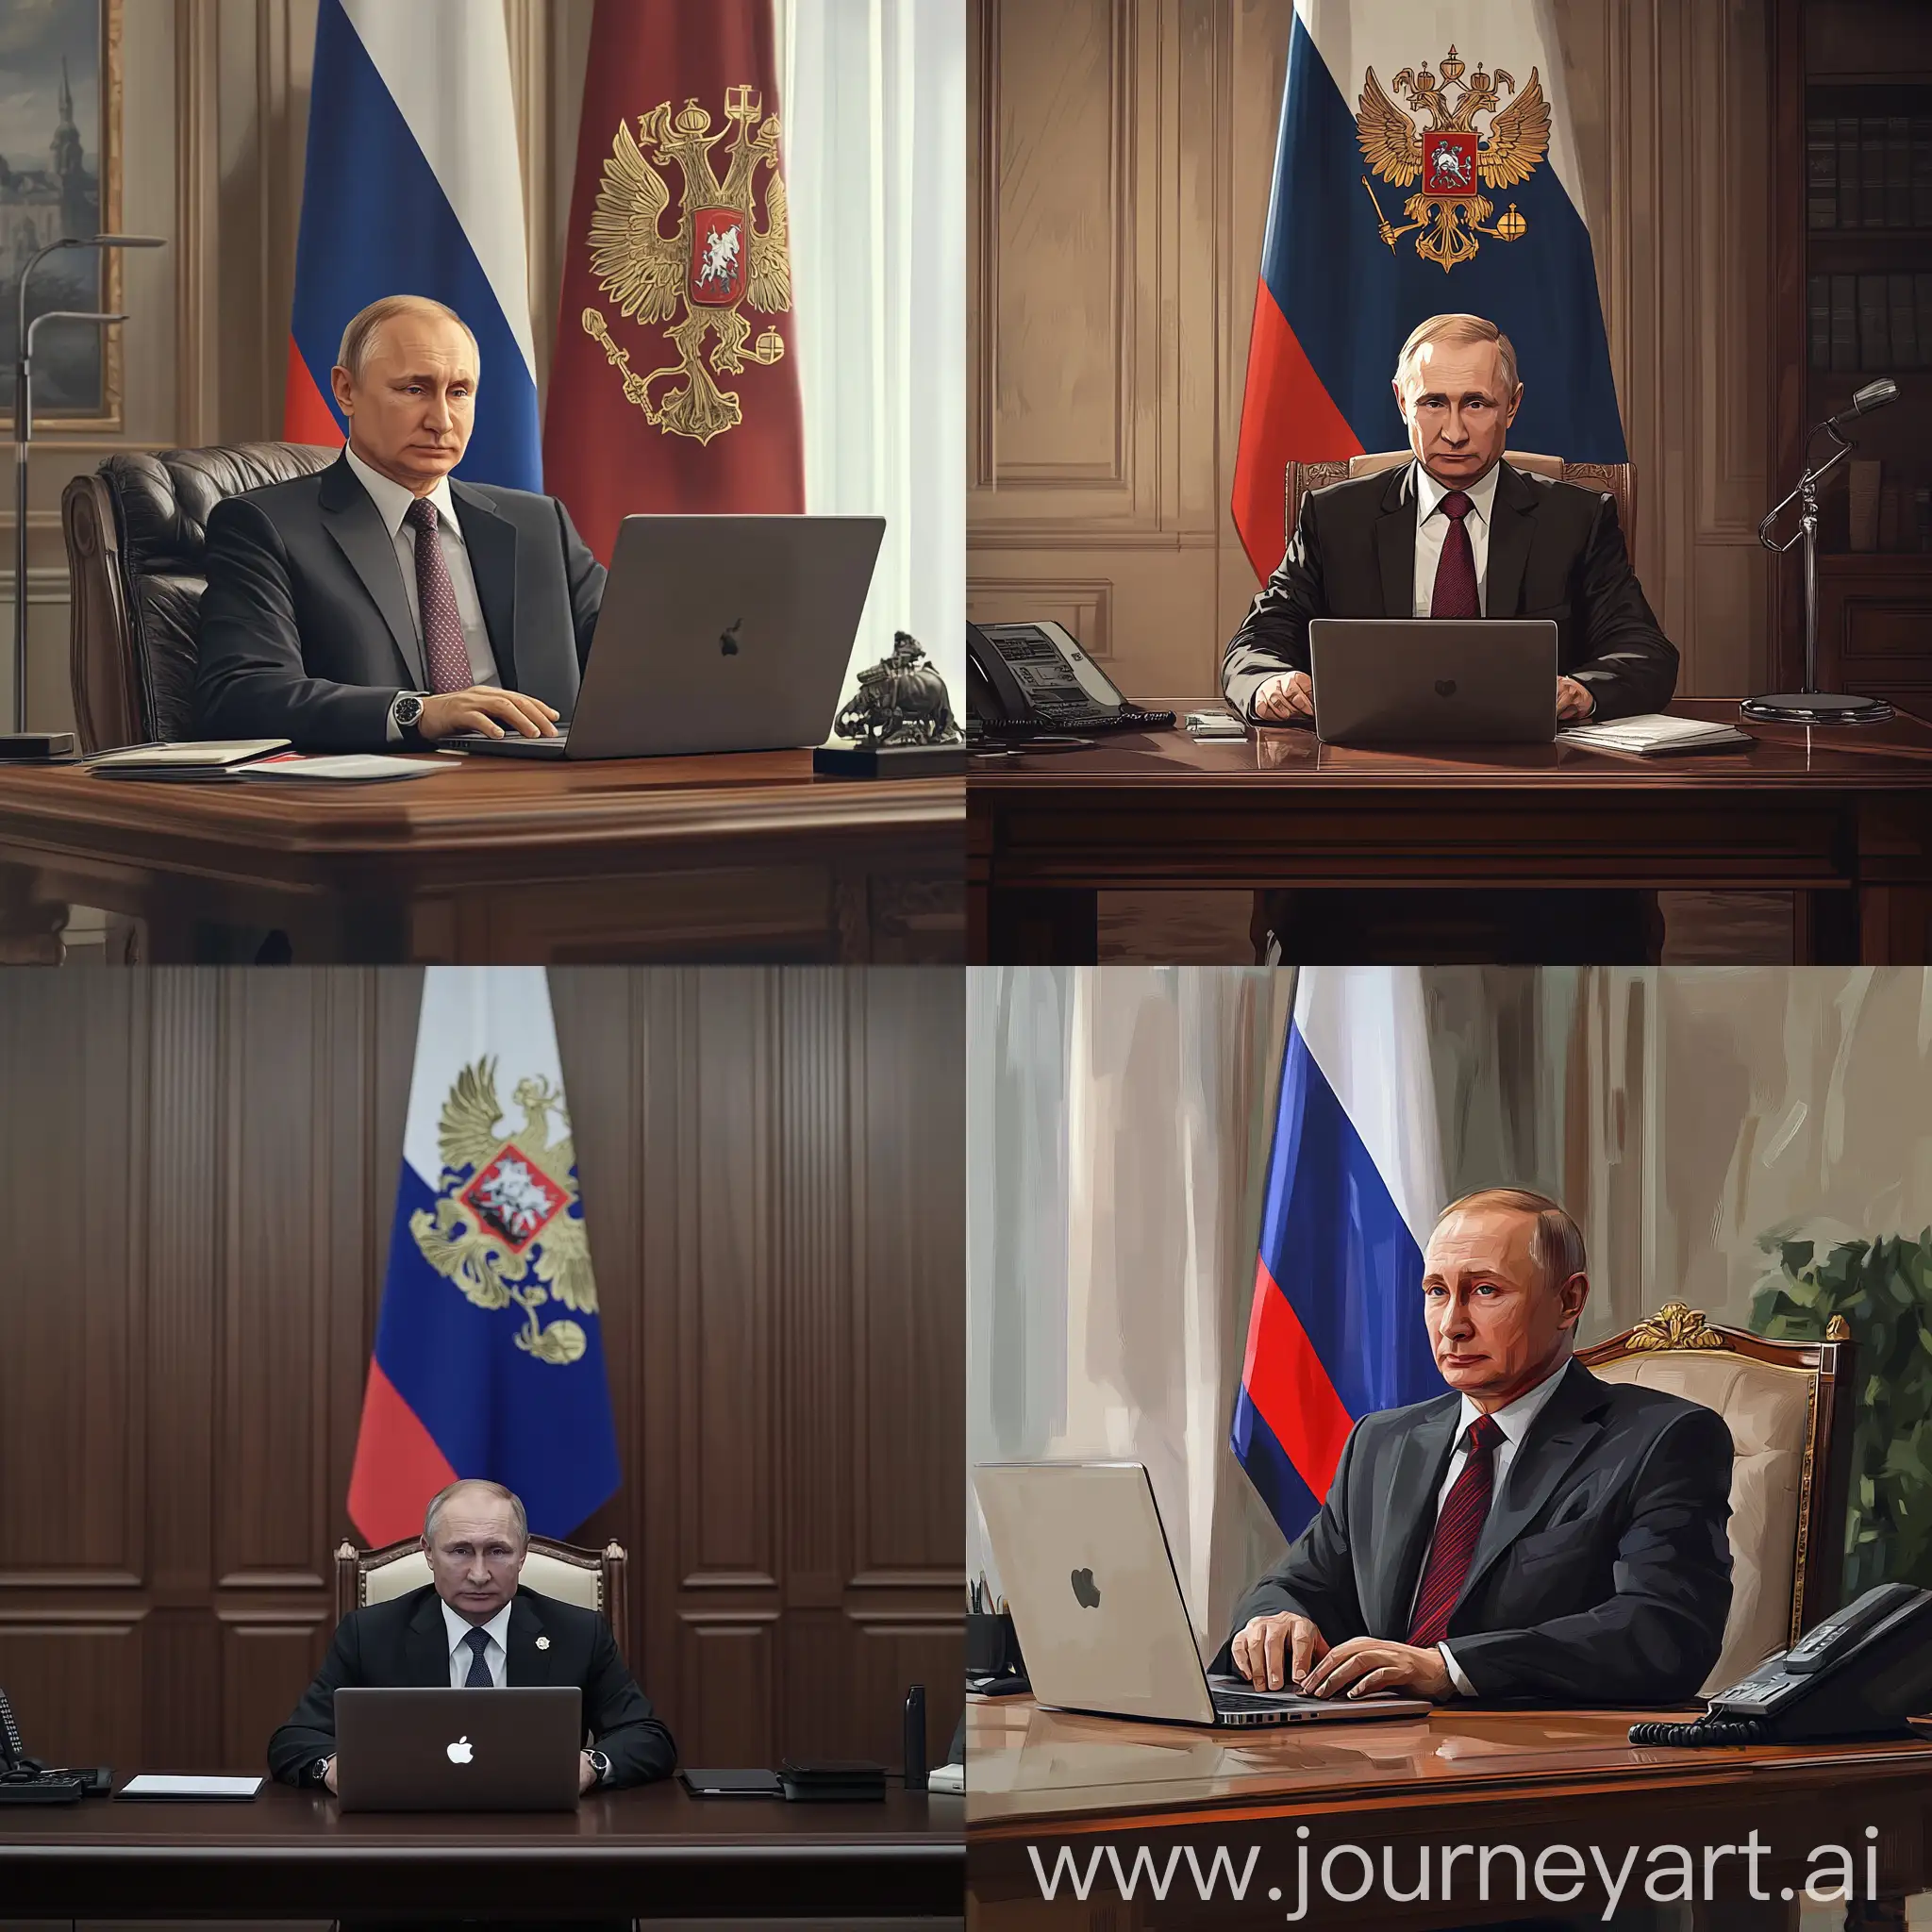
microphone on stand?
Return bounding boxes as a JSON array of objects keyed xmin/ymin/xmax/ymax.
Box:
[{"xmin": 1826, "ymin": 376, "xmax": 1897, "ymax": 433}]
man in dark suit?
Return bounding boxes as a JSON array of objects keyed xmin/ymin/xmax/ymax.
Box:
[
  {"xmin": 195, "ymin": 294, "xmax": 602, "ymax": 752},
  {"xmin": 269, "ymin": 1479, "xmax": 674, "ymax": 1793},
  {"xmin": 1224, "ymin": 312, "xmax": 1677, "ymax": 962},
  {"xmin": 1224, "ymin": 1188, "xmax": 1733, "ymax": 1707}
]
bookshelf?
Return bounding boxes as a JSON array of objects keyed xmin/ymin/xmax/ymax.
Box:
[{"xmin": 1774, "ymin": 0, "xmax": 1932, "ymax": 707}]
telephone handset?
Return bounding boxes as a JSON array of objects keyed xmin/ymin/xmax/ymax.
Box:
[
  {"xmin": 966, "ymin": 622, "xmax": 1175, "ymax": 741},
  {"xmin": 0, "ymin": 1686, "xmax": 92, "ymax": 1803},
  {"xmin": 1630, "ymin": 1582, "xmax": 1932, "ymax": 1746}
]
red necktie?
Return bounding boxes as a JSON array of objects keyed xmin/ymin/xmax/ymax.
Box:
[
  {"xmin": 405, "ymin": 496, "xmax": 474, "ymax": 694},
  {"xmin": 1406, "ymin": 1412, "xmax": 1504, "ymax": 1646},
  {"xmin": 1429, "ymin": 490, "xmax": 1479, "ymax": 619}
]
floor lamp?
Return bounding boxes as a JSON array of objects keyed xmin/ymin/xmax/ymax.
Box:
[{"xmin": 9, "ymin": 232, "xmax": 164, "ymax": 741}]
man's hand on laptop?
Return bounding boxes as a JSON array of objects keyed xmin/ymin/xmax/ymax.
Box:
[
  {"xmin": 1253, "ymin": 672, "xmax": 1314, "ymax": 724},
  {"xmin": 1231, "ymin": 1610, "xmax": 1329, "ymax": 1690},
  {"xmin": 1299, "ymin": 1637, "xmax": 1451, "ymax": 1703},
  {"xmin": 1557, "ymin": 675, "xmax": 1596, "ymax": 723},
  {"xmin": 419, "ymin": 687, "xmax": 561, "ymax": 741}
]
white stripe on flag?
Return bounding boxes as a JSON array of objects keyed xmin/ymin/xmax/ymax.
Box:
[
  {"xmin": 1291, "ymin": 0, "xmax": 1591, "ymax": 214},
  {"xmin": 1291, "ymin": 966, "xmax": 1447, "ymax": 1253},
  {"xmin": 400, "ymin": 967, "xmax": 567, "ymax": 1189},
  {"xmin": 339, "ymin": 0, "xmax": 540, "ymax": 382}
]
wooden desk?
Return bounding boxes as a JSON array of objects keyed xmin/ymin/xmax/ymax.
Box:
[
  {"xmin": 967, "ymin": 699, "xmax": 1932, "ymax": 965},
  {"xmin": 0, "ymin": 1778, "xmax": 963, "ymax": 1920},
  {"xmin": 967, "ymin": 1697, "xmax": 1932, "ymax": 1929},
  {"xmin": 0, "ymin": 754, "xmax": 962, "ymax": 964}
]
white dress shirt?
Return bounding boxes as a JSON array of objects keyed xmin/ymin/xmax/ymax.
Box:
[
  {"xmin": 342, "ymin": 442, "xmax": 499, "ymax": 689},
  {"xmin": 441, "ymin": 1597, "xmax": 512, "ymax": 1689},
  {"xmin": 1418, "ymin": 1357, "xmax": 1574, "ymax": 1697},
  {"xmin": 1411, "ymin": 457, "xmax": 1500, "ymax": 619}
]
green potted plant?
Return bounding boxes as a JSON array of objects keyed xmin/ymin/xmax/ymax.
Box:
[{"xmin": 1752, "ymin": 1227, "xmax": 1932, "ymax": 1596}]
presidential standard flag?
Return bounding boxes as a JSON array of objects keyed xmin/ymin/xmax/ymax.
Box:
[
  {"xmin": 1231, "ymin": 2, "xmax": 1626, "ymax": 578},
  {"xmin": 284, "ymin": 0, "xmax": 542, "ymax": 490},
  {"xmin": 1232, "ymin": 968, "xmax": 1447, "ymax": 1542},
  {"xmin": 347, "ymin": 969, "xmax": 619, "ymax": 1544}
]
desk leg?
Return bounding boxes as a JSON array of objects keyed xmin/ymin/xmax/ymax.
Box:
[
  {"xmin": 982, "ymin": 887, "xmax": 1099, "ymax": 965},
  {"xmin": 0, "ymin": 864, "xmax": 67, "ymax": 964},
  {"xmin": 1796, "ymin": 889, "xmax": 1862, "ymax": 965},
  {"xmin": 1857, "ymin": 885, "xmax": 1932, "ymax": 965}
]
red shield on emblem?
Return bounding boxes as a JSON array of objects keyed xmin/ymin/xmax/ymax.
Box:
[
  {"xmin": 460, "ymin": 1144, "xmax": 566, "ymax": 1253},
  {"xmin": 689, "ymin": 208, "xmax": 748, "ymax": 306},
  {"xmin": 1423, "ymin": 131, "xmax": 1479, "ymax": 198}
]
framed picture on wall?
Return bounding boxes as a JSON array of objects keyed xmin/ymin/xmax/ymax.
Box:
[{"xmin": 0, "ymin": 0, "xmax": 125, "ymax": 430}]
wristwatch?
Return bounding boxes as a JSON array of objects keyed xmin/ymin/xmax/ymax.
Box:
[
  {"xmin": 390, "ymin": 691, "xmax": 427, "ymax": 742},
  {"xmin": 586, "ymin": 1748, "xmax": 611, "ymax": 1786},
  {"xmin": 309, "ymin": 1756, "xmax": 333, "ymax": 1789}
]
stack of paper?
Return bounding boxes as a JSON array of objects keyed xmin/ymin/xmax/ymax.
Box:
[
  {"xmin": 1558, "ymin": 713, "xmax": 1752, "ymax": 757},
  {"xmin": 88, "ymin": 740, "xmax": 290, "ymax": 772}
]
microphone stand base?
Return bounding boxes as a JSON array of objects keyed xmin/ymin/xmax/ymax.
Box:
[{"xmin": 1740, "ymin": 691, "xmax": 1894, "ymax": 725}]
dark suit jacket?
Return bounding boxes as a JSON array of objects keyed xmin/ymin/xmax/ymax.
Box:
[
  {"xmin": 194, "ymin": 454, "xmax": 606, "ymax": 751},
  {"xmin": 1222, "ymin": 460, "xmax": 1678, "ymax": 724},
  {"xmin": 1220, "ymin": 1358, "xmax": 1734, "ymax": 1705},
  {"xmin": 266, "ymin": 1584, "xmax": 675, "ymax": 1789}
]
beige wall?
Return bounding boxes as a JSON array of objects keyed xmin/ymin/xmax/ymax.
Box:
[
  {"xmin": 966, "ymin": 0, "xmax": 1777, "ymax": 700},
  {"xmin": 1, "ymin": 0, "xmax": 599, "ymax": 738}
]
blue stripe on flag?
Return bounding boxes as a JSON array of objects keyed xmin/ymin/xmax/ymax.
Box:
[
  {"xmin": 374, "ymin": 1162, "xmax": 620, "ymax": 1538},
  {"xmin": 1262, "ymin": 11, "xmax": 1626, "ymax": 462},
  {"xmin": 292, "ymin": 0, "xmax": 541, "ymax": 490},
  {"xmin": 1256, "ymin": 1020, "xmax": 1441, "ymax": 1421},
  {"xmin": 1231, "ymin": 1385, "xmax": 1322, "ymax": 1540}
]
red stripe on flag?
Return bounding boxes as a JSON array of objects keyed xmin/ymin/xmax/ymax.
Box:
[
  {"xmin": 346, "ymin": 1358, "xmax": 458, "ymax": 1545},
  {"xmin": 283, "ymin": 337, "xmax": 341, "ymax": 447},
  {"xmin": 1240, "ymin": 1257, "xmax": 1357, "ymax": 1503},
  {"xmin": 1230, "ymin": 283, "xmax": 1362, "ymax": 583}
]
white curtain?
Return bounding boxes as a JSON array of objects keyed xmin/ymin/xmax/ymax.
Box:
[{"xmin": 779, "ymin": 0, "xmax": 966, "ymax": 711}]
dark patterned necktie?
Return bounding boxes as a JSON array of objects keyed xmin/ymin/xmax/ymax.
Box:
[
  {"xmin": 404, "ymin": 496, "xmax": 473, "ymax": 693},
  {"xmin": 1429, "ymin": 490, "xmax": 1480, "ymax": 619},
  {"xmin": 463, "ymin": 1626, "xmax": 492, "ymax": 1688},
  {"xmin": 1406, "ymin": 1412, "xmax": 1505, "ymax": 1646}
]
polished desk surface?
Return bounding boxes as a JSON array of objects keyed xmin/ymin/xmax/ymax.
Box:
[
  {"xmin": 0, "ymin": 1777, "xmax": 964, "ymax": 1919},
  {"xmin": 968, "ymin": 698, "xmax": 1932, "ymax": 964},
  {"xmin": 0, "ymin": 750, "xmax": 964, "ymax": 963}
]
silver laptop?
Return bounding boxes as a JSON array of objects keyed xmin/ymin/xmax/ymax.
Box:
[
  {"xmin": 452, "ymin": 514, "xmax": 885, "ymax": 759},
  {"xmin": 1308, "ymin": 617, "xmax": 1558, "ymax": 745},
  {"xmin": 973, "ymin": 1461, "xmax": 1429, "ymax": 1729},
  {"xmin": 333, "ymin": 1686, "xmax": 583, "ymax": 1812}
]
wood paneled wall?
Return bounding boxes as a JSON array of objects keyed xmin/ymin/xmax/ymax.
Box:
[
  {"xmin": 967, "ymin": 0, "xmax": 1777, "ymax": 700},
  {"xmin": 0, "ymin": 969, "xmax": 963, "ymax": 1780}
]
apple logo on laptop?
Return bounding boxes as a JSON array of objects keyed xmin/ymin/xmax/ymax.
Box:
[
  {"xmin": 1435, "ymin": 679, "xmax": 1457, "ymax": 698},
  {"xmin": 720, "ymin": 618, "xmax": 743, "ymax": 657},
  {"xmin": 1070, "ymin": 1567, "xmax": 1101, "ymax": 1609},
  {"xmin": 446, "ymin": 1737, "xmax": 474, "ymax": 1766}
]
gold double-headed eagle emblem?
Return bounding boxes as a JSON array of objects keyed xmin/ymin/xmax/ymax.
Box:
[
  {"xmin": 1356, "ymin": 46, "xmax": 1549, "ymax": 273},
  {"xmin": 409, "ymin": 1058, "xmax": 597, "ymax": 1367},
  {"xmin": 581, "ymin": 86, "xmax": 791, "ymax": 444}
]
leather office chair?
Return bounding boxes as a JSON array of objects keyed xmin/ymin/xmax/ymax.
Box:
[
  {"xmin": 1576, "ymin": 1303, "xmax": 1856, "ymax": 1694},
  {"xmin": 1284, "ymin": 450, "xmax": 1639, "ymax": 571},
  {"xmin": 61, "ymin": 442, "xmax": 339, "ymax": 752},
  {"xmin": 333, "ymin": 1534, "xmax": 630, "ymax": 1656}
]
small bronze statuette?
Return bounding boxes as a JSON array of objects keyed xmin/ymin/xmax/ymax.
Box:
[{"xmin": 817, "ymin": 632, "xmax": 966, "ymax": 777}]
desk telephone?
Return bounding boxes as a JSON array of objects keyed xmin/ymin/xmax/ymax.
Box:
[
  {"xmin": 0, "ymin": 1684, "xmax": 104, "ymax": 1802},
  {"xmin": 966, "ymin": 622, "xmax": 1174, "ymax": 741},
  {"xmin": 1630, "ymin": 1582, "xmax": 1932, "ymax": 1747}
]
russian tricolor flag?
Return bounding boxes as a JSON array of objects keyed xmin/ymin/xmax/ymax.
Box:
[
  {"xmin": 1232, "ymin": 969, "xmax": 1447, "ymax": 1543},
  {"xmin": 1232, "ymin": 1, "xmax": 1626, "ymax": 578},
  {"xmin": 285, "ymin": 0, "xmax": 542, "ymax": 490},
  {"xmin": 348, "ymin": 970, "xmax": 620, "ymax": 1545}
]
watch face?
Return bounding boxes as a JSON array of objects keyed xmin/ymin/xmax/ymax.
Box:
[{"xmin": 395, "ymin": 695, "xmax": 424, "ymax": 726}]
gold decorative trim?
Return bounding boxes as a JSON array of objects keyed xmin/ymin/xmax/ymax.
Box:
[
  {"xmin": 1825, "ymin": 1316, "xmax": 1851, "ymax": 1341},
  {"xmin": 1624, "ymin": 1302, "xmax": 1730, "ymax": 1351},
  {"xmin": 1790, "ymin": 1379, "xmax": 1820, "ymax": 1648}
]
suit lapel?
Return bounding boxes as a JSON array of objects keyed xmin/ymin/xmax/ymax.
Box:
[
  {"xmin": 404, "ymin": 1589, "xmax": 451, "ymax": 1687},
  {"xmin": 319, "ymin": 455, "xmax": 425, "ymax": 687},
  {"xmin": 1482, "ymin": 461, "xmax": 1538, "ymax": 618},
  {"xmin": 453, "ymin": 482, "xmax": 519, "ymax": 690},
  {"xmin": 1370, "ymin": 1395, "xmax": 1460, "ymax": 1638},
  {"xmin": 1455, "ymin": 1359, "xmax": 1606, "ymax": 1615},
  {"xmin": 1374, "ymin": 463, "xmax": 1416, "ymax": 618},
  {"xmin": 505, "ymin": 1591, "xmax": 554, "ymax": 1688}
]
